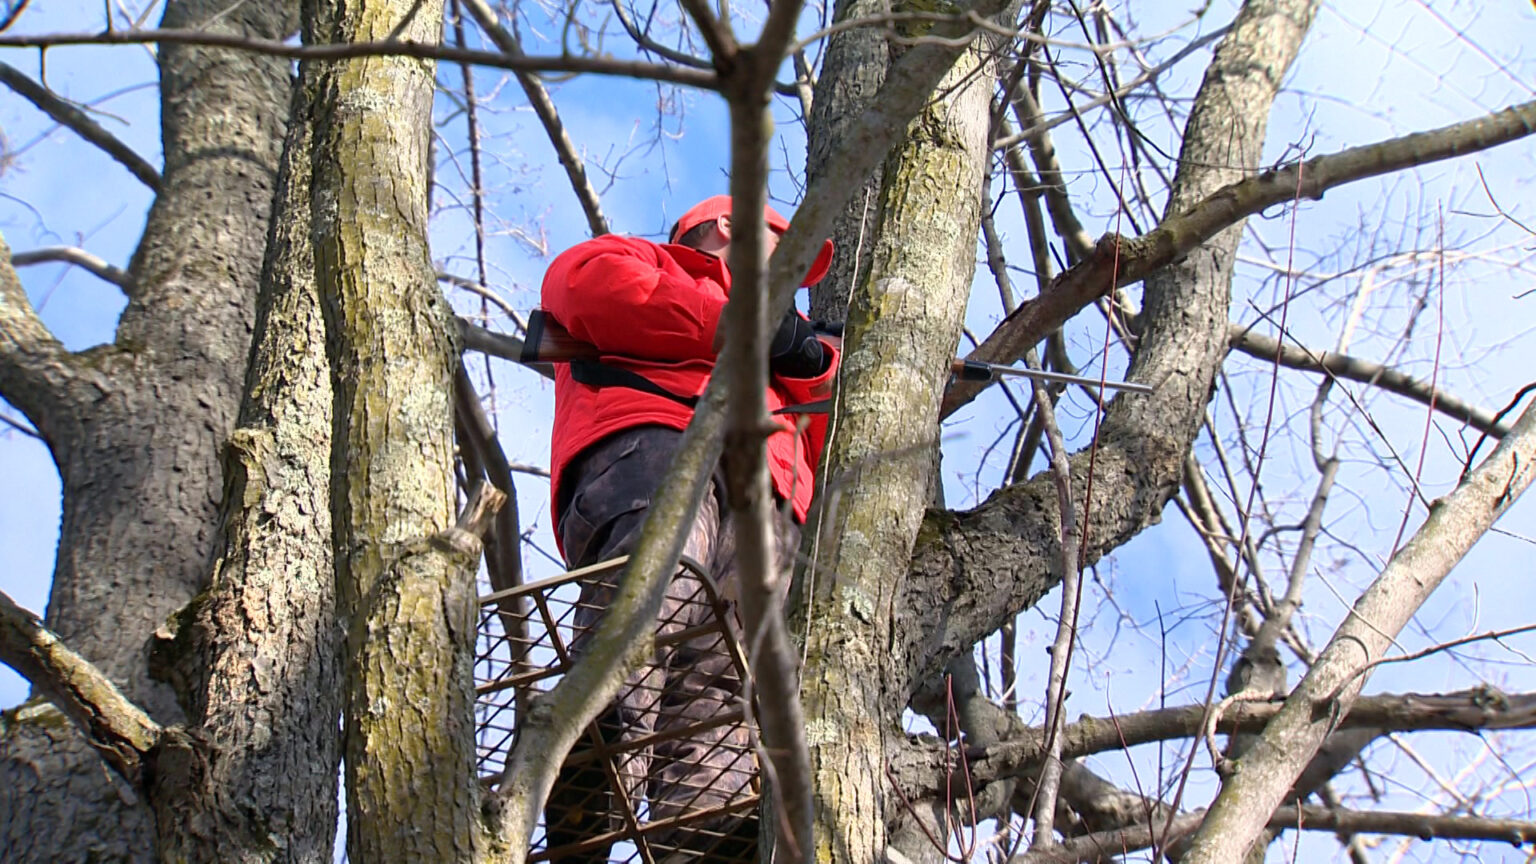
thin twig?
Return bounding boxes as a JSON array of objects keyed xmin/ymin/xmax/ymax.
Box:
[
  {"xmin": 11, "ymin": 245, "xmax": 132, "ymax": 289},
  {"xmin": 0, "ymin": 60, "xmax": 161, "ymax": 190},
  {"xmin": 458, "ymin": 0, "xmax": 610, "ymax": 235},
  {"xmin": 1025, "ymin": 346, "xmax": 1081, "ymax": 850},
  {"xmin": 0, "ymin": 27, "xmax": 720, "ymax": 89}
]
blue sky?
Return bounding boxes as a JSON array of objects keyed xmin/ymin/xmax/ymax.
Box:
[{"xmin": 4, "ymin": 1, "xmax": 1536, "ymax": 858}]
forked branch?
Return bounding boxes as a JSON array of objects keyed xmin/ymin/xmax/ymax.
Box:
[
  {"xmin": 1180, "ymin": 401, "xmax": 1536, "ymax": 863},
  {"xmin": 0, "ymin": 236, "xmax": 79, "ymax": 441}
]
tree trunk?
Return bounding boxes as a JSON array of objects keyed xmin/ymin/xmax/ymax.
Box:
[
  {"xmin": 306, "ymin": 0, "xmax": 480, "ymax": 859},
  {"xmin": 795, "ymin": 39, "xmax": 994, "ymax": 864},
  {"xmin": 147, "ymin": 60, "xmax": 341, "ymax": 864},
  {"xmin": 804, "ymin": 0, "xmax": 891, "ymax": 321},
  {"xmin": 0, "ymin": 1, "xmax": 296, "ymax": 860}
]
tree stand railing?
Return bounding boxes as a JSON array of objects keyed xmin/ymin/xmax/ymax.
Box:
[{"xmin": 474, "ymin": 556, "xmax": 763, "ymax": 863}]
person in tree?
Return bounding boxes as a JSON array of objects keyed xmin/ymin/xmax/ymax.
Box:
[{"xmin": 539, "ymin": 195, "xmax": 838, "ymax": 861}]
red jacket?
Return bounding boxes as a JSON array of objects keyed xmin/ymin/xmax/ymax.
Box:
[{"xmin": 542, "ymin": 234, "xmax": 838, "ymax": 547}]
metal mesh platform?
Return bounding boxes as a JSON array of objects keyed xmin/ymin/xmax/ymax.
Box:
[{"xmin": 475, "ymin": 556, "xmax": 762, "ymax": 864}]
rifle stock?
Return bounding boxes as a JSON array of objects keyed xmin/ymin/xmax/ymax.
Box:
[{"xmin": 521, "ymin": 309, "xmax": 601, "ymax": 364}]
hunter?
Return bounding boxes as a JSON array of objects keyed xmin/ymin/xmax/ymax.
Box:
[{"xmin": 539, "ymin": 194, "xmax": 838, "ymax": 861}]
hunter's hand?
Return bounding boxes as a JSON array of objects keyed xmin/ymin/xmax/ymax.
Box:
[{"xmin": 769, "ymin": 309, "xmax": 829, "ymax": 378}]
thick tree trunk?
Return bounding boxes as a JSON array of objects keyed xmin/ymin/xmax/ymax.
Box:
[
  {"xmin": 795, "ymin": 40, "xmax": 994, "ymax": 864},
  {"xmin": 147, "ymin": 63, "xmax": 341, "ymax": 864},
  {"xmin": 306, "ymin": 0, "xmax": 480, "ymax": 859},
  {"xmin": 0, "ymin": 1, "xmax": 296, "ymax": 861}
]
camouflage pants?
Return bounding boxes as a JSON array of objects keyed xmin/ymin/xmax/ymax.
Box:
[{"xmin": 548, "ymin": 426, "xmax": 798, "ymax": 860}]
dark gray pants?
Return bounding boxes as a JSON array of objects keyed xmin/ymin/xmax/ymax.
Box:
[{"xmin": 548, "ymin": 426, "xmax": 798, "ymax": 858}]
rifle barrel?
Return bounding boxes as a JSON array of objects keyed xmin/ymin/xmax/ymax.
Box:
[{"xmin": 519, "ymin": 310, "xmax": 1150, "ymax": 394}]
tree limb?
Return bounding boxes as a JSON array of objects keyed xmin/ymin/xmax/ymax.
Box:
[
  {"xmin": 494, "ymin": 384, "xmax": 730, "ymax": 864},
  {"xmin": 0, "ymin": 61, "xmax": 161, "ymax": 191},
  {"xmin": 942, "ymin": 97, "xmax": 1536, "ymax": 418},
  {"xmin": 767, "ymin": 0, "xmax": 1012, "ymax": 318},
  {"xmin": 990, "ymin": 26, "xmax": 1229, "ymax": 152},
  {"xmin": 677, "ymin": 0, "xmax": 737, "ymax": 68},
  {"xmin": 889, "ymin": 686, "xmax": 1536, "ymax": 801},
  {"xmin": 1229, "ymin": 323, "xmax": 1511, "ymax": 437},
  {"xmin": 1026, "ymin": 347, "xmax": 1084, "ymax": 850},
  {"xmin": 457, "ymin": 317, "xmax": 555, "ymax": 381},
  {"xmin": 719, "ymin": 83, "xmax": 814, "ymax": 863},
  {"xmin": 0, "ymin": 587, "xmax": 162, "ymax": 784},
  {"xmin": 11, "ymin": 245, "xmax": 132, "ymax": 290},
  {"xmin": 1009, "ymin": 804, "xmax": 1536, "ymax": 864},
  {"xmin": 1005, "ymin": 82, "xmax": 1094, "ymax": 261},
  {"xmin": 1180, "ymin": 401, "xmax": 1536, "ymax": 863}
]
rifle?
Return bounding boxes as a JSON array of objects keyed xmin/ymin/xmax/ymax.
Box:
[{"xmin": 515, "ymin": 309, "xmax": 1152, "ymax": 395}]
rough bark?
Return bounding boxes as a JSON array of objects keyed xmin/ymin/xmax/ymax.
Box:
[
  {"xmin": 306, "ymin": 0, "xmax": 477, "ymax": 859},
  {"xmin": 146, "ymin": 63, "xmax": 341, "ymax": 863},
  {"xmin": 804, "ymin": 0, "xmax": 891, "ymax": 321},
  {"xmin": 0, "ymin": 0, "xmax": 296, "ymax": 860},
  {"xmin": 900, "ymin": 0, "xmax": 1322, "ymax": 697},
  {"xmin": 794, "ymin": 35, "xmax": 995, "ymax": 864}
]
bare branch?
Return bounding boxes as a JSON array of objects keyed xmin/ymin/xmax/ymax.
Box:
[
  {"xmin": 1229, "ymin": 323, "xmax": 1511, "ymax": 437},
  {"xmin": 755, "ymin": 0, "xmax": 806, "ymax": 69},
  {"xmin": 1026, "ymin": 348, "xmax": 1083, "ymax": 850},
  {"xmin": 1180, "ymin": 401, "xmax": 1536, "ymax": 863},
  {"xmin": 453, "ymin": 367, "xmax": 530, "ymax": 712},
  {"xmin": 0, "ymin": 61, "xmax": 161, "ymax": 191},
  {"xmin": 453, "ymin": 367, "xmax": 524, "ymax": 594},
  {"xmin": 12, "ymin": 245, "xmax": 132, "ymax": 290},
  {"xmin": 1004, "ymin": 82, "xmax": 1094, "ymax": 261},
  {"xmin": 677, "ymin": 0, "xmax": 738, "ymax": 67},
  {"xmin": 438, "ymin": 271, "xmax": 523, "ymax": 322},
  {"xmin": 607, "ymin": 0, "xmax": 711, "ymax": 69},
  {"xmin": 990, "ymin": 26, "xmax": 1229, "ymax": 152},
  {"xmin": 0, "ymin": 587, "xmax": 162, "ymax": 784},
  {"xmin": 767, "ymin": 0, "xmax": 1013, "ymax": 316},
  {"xmin": 1010, "ymin": 804, "xmax": 1536, "ymax": 864},
  {"xmin": 943, "ymin": 97, "xmax": 1536, "ymax": 417},
  {"xmin": 887, "ymin": 686, "xmax": 1536, "ymax": 800},
  {"xmin": 458, "ymin": 0, "xmax": 610, "ymax": 236},
  {"xmin": 0, "ymin": 28, "xmax": 720, "ymax": 89},
  {"xmin": 719, "ymin": 97, "xmax": 813, "ymax": 864}
]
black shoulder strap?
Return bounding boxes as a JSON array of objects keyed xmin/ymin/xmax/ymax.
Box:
[{"xmin": 569, "ymin": 360, "xmax": 699, "ymax": 408}]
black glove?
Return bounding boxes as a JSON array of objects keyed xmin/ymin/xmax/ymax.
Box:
[{"xmin": 769, "ymin": 309, "xmax": 828, "ymax": 378}]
